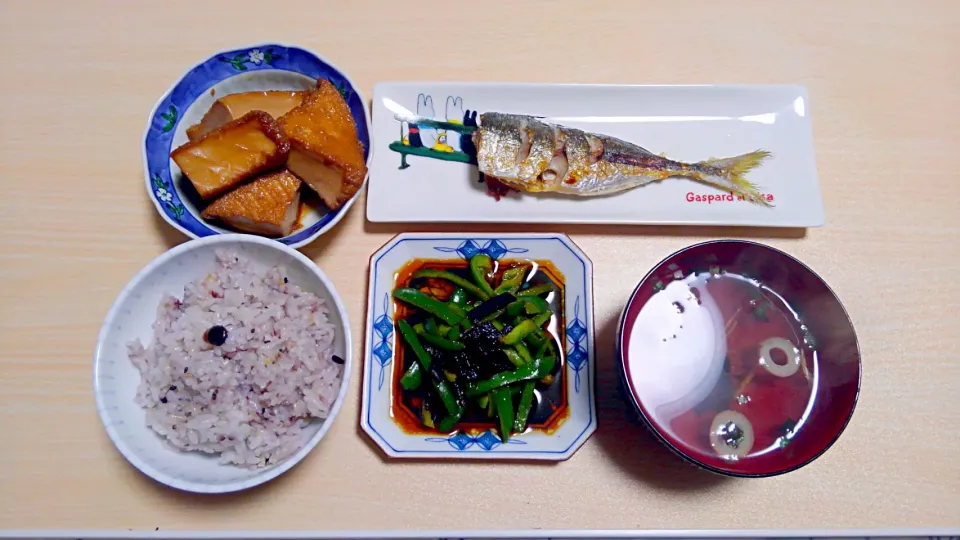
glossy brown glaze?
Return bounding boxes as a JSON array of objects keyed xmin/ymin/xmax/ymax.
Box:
[
  {"xmin": 170, "ymin": 110, "xmax": 290, "ymax": 200},
  {"xmin": 200, "ymin": 170, "xmax": 302, "ymax": 237},
  {"xmin": 279, "ymin": 80, "xmax": 367, "ymax": 210}
]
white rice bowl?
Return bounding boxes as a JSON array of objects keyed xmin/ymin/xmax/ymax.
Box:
[
  {"xmin": 129, "ymin": 250, "xmax": 342, "ymax": 467},
  {"xmin": 94, "ymin": 235, "xmax": 351, "ymax": 493}
]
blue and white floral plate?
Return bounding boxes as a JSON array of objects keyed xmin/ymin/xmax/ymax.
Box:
[
  {"xmin": 361, "ymin": 233, "xmax": 596, "ymax": 460},
  {"xmin": 143, "ymin": 43, "xmax": 372, "ymax": 249}
]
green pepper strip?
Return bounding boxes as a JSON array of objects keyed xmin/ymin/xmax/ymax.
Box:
[
  {"xmin": 465, "ymin": 356, "xmax": 556, "ymax": 397},
  {"xmin": 527, "ymin": 296, "xmax": 550, "ymax": 314},
  {"xmin": 503, "ymin": 348, "xmax": 524, "ymax": 367},
  {"xmin": 513, "ymin": 314, "xmax": 553, "ymax": 349},
  {"xmin": 511, "ymin": 338, "xmax": 536, "ymax": 432},
  {"xmin": 514, "ymin": 342, "xmax": 533, "ymax": 364},
  {"xmin": 424, "ymin": 317, "xmax": 440, "ymax": 336},
  {"xmin": 521, "ymin": 321, "xmax": 552, "ymax": 348},
  {"xmin": 433, "ymin": 382, "xmax": 461, "ymax": 416},
  {"xmin": 476, "ymin": 394, "xmax": 490, "ymax": 409},
  {"xmin": 413, "ymin": 269, "xmax": 490, "ymax": 300},
  {"xmin": 393, "ymin": 288, "xmax": 465, "ymax": 325},
  {"xmin": 469, "ymin": 254, "xmax": 496, "ymax": 298},
  {"xmin": 507, "ymin": 296, "xmax": 549, "ymax": 317},
  {"xmin": 514, "ymin": 381, "xmax": 535, "ymax": 432},
  {"xmin": 502, "ymin": 319, "xmax": 538, "ymax": 346},
  {"xmin": 506, "ymin": 301, "xmax": 526, "ymax": 318},
  {"xmin": 517, "ymin": 283, "xmax": 553, "ymax": 297},
  {"xmin": 494, "ymin": 266, "xmax": 528, "ymax": 295},
  {"xmin": 435, "ymin": 387, "xmax": 462, "ymax": 418},
  {"xmin": 447, "ymin": 325, "xmax": 461, "ymax": 341},
  {"xmin": 535, "ymin": 338, "xmax": 558, "ymax": 384},
  {"xmin": 398, "ymin": 320, "xmax": 462, "ymax": 416},
  {"xmin": 398, "ymin": 320, "xmax": 433, "ymax": 370},
  {"xmin": 480, "ymin": 308, "xmax": 507, "ymax": 324},
  {"xmin": 542, "ymin": 338, "xmax": 557, "ymax": 358},
  {"xmin": 400, "ymin": 362, "xmax": 422, "ymax": 390},
  {"xmin": 492, "ymin": 387, "xmax": 515, "ymax": 442},
  {"xmin": 526, "ymin": 327, "xmax": 550, "ymax": 348},
  {"xmin": 448, "ymin": 287, "xmax": 468, "ymax": 306},
  {"xmin": 417, "ymin": 330, "xmax": 465, "ymax": 351},
  {"xmin": 437, "ymin": 414, "xmax": 460, "ymax": 432},
  {"xmin": 512, "ymin": 315, "xmax": 548, "ymax": 349}
]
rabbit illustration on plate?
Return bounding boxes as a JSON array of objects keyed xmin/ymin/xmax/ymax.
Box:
[
  {"xmin": 460, "ymin": 109, "xmax": 478, "ymax": 159},
  {"xmin": 444, "ymin": 96, "xmax": 464, "ymax": 153},
  {"xmin": 414, "ymin": 94, "xmax": 438, "ymax": 149}
]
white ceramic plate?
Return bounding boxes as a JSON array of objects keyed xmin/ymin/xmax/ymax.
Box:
[
  {"xmin": 361, "ymin": 233, "xmax": 596, "ymax": 460},
  {"xmin": 367, "ymin": 83, "xmax": 823, "ymax": 227},
  {"xmin": 93, "ymin": 235, "xmax": 352, "ymax": 493}
]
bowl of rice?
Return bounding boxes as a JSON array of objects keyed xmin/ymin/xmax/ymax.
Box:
[{"xmin": 94, "ymin": 234, "xmax": 351, "ymax": 493}]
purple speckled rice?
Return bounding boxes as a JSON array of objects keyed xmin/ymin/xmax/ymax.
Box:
[{"xmin": 127, "ymin": 250, "xmax": 342, "ymax": 468}]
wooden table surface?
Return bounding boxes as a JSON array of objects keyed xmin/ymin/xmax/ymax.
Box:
[{"xmin": 1, "ymin": 0, "xmax": 958, "ymax": 533}]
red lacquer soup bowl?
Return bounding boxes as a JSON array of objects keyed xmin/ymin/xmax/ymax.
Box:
[{"xmin": 617, "ymin": 240, "xmax": 860, "ymax": 477}]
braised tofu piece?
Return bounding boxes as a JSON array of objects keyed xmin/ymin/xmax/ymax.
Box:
[
  {"xmin": 186, "ymin": 91, "xmax": 305, "ymax": 141},
  {"xmin": 171, "ymin": 111, "xmax": 289, "ymax": 200},
  {"xmin": 278, "ymin": 80, "xmax": 367, "ymax": 210},
  {"xmin": 201, "ymin": 170, "xmax": 302, "ymax": 237}
]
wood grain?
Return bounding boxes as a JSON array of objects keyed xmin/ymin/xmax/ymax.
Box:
[{"xmin": 1, "ymin": 0, "xmax": 958, "ymax": 532}]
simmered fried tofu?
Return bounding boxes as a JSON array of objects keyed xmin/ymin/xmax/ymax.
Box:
[
  {"xmin": 186, "ymin": 91, "xmax": 305, "ymax": 141},
  {"xmin": 278, "ymin": 80, "xmax": 367, "ymax": 210},
  {"xmin": 171, "ymin": 111, "xmax": 289, "ymax": 200},
  {"xmin": 201, "ymin": 170, "xmax": 302, "ymax": 237}
]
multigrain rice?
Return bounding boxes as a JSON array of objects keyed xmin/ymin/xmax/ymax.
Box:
[{"xmin": 127, "ymin": 250, "xmax": 342, "ymax": 467}]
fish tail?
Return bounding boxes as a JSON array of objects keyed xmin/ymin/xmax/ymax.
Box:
[{"xmin": 691, "ymin": 150, "xmax": 773, "ymax": 207}]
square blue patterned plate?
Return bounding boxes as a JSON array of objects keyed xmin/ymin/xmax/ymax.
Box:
[
  {"xmin": 143, "ymin": 43, "xmax": 371, "ymax": 249},
  {"xmin": 361, "ymin": 233, "xmax": 596, "ymax": 460}
]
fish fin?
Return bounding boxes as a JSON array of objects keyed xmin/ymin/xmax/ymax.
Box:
[{"xmin": 694, "ymin": 150, "xmax": 773, "ymax": 207}]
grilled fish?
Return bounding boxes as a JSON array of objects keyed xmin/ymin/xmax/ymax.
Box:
[{"xmin": 474, "ymin": 112, "xmax": 772, "ymax": 206}]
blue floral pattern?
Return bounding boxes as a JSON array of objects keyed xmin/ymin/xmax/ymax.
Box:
[
  {"xmin": 159, "ymin": 105, "xmax": 177, "ymax": 133},
  {"xmin": 434, "ymin": 239, "xmax": 528, "ymax": 260},
  {"xmin": 144, "ymin": 44, "xmax": 370, "ymax": 246},
  {"xmin": 567, "ymin": 296, "xmax": 588, "ymax": 393},
  {"xmin": 218, "ymin": 47, "xmax": 279, "ymax": 70},
  {"xmin": 371, "ymin": 293, "xmax": 393, "ymax": 390},
  {"xmin": 150, "ymin": 174, "xmax": 185, "ymax": 221},
  {"xmin": 425, "ymin": 430, "xmax": 527, "ymax": 451}
]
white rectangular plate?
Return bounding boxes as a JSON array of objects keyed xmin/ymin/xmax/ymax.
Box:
[{"xmin": 367, "ymin": 83, "xmax": 823, "ymax": 227}]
